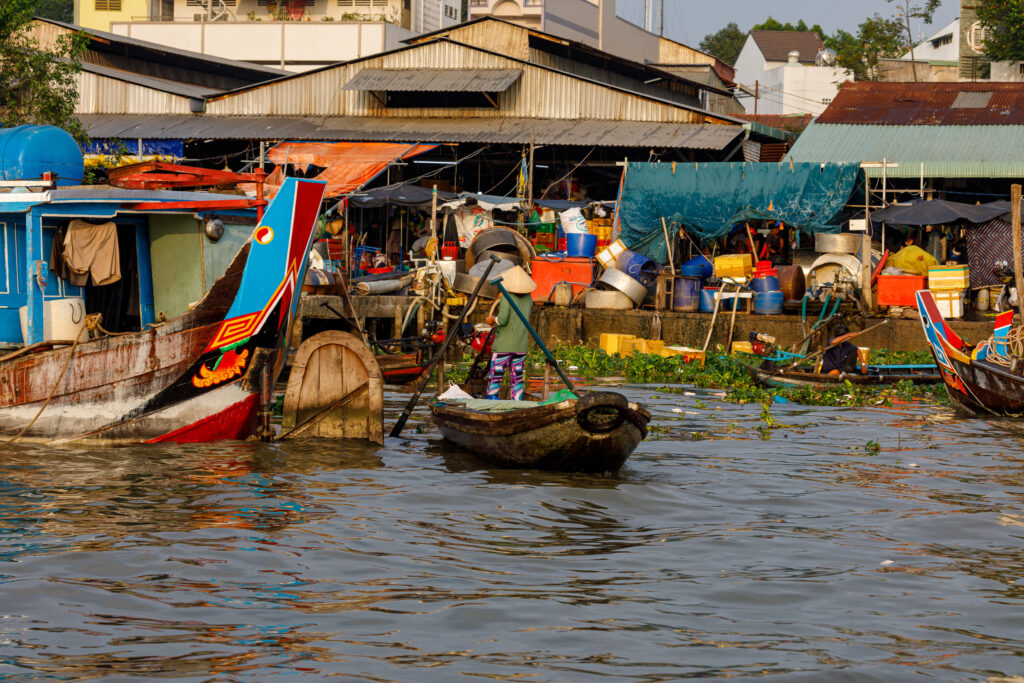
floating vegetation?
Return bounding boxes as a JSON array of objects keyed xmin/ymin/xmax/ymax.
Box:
[{"xmin": 441, "ymin": 343, "xmax": 948, "ymax": 408}]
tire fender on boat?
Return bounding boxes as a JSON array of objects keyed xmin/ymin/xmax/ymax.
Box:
[{"xmin": 575, "ymin": 392, "xmax": 628, "ymax": 434}]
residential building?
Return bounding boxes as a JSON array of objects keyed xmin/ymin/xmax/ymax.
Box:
[
  {"xmin": 73, "ymin": 0, "xmax": 462, "ymax": 71},
  {"xmin": 733, "ymin": 30, "xmax": 850, "ymax": 116}
]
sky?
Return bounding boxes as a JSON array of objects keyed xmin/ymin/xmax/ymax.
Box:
[{"xmin": 616, "ymin": 0, "xmax": 961, "ymax": 47}]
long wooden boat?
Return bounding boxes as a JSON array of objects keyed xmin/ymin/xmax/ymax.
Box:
[
  {"xmin": 430, "ymin": 391, "xmax": 650, "ymax": 472},
  {"xmin": 745, "ymin": 362, "xmax": 941, "ymax": 390},
  {"xmin": 0, "ymin": 177, "xmax": 326, "ymax": 444},
  {"xmin": 916, "ymin": 289, "xmax": 1024, "ymax": 415}
]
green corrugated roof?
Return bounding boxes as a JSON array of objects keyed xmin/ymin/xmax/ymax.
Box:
[{"xmin": 786, "ymin": 123, "xmax": 1024, "ymax": 178}]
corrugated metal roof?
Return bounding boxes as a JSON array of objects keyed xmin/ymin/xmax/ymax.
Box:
[
  {"xmin": 80, "ymin": 62, "xmax": 219, "ymax": 99},
  {"xmin": 78, "ymin": 114, "xmax": 743, "ymax": 149},
  {"xmin": 749, "ymin": 30, "xmax": 824, "ymax": 63},
  {"xmin": 343, "ymin": 68, "xmax": 522, "ymax": 92},
  {"xmin": 785, "ymin": 123, "xmax": 1024, "ymax": 178},
  {"xmin": 817, "ymin": 82, "xmax": 1024, "ymax": 125}
]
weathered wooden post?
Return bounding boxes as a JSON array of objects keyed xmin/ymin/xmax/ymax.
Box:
[{"xmin": 1012, "ymin": 183, "xmax": 1023, "ymax": 321}]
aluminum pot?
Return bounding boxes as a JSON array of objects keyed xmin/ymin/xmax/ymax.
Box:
[
  {"xmin": 584, "ymin": 290, "xmax": 635, "ymax": 310},
  {"xmin": 467, "ymin": 228, "xmax": 536, "ymax": 271},
  {"xmin": 452, "ymin": 272, "xmax": 499, "ymax": 299},
  {"xmin": 598, "ymin": 267, "xmax": 648, "ymax": 305},
  {"xmin": 473, "ymin": 248, "xmax": 522, "ymax": 266},
  {"xmin": 815, "ymin": 232, "xmax": 862, "ymax": 254}
]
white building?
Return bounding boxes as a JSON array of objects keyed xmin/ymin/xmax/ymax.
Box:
[
  {"xmin": 733, "ymin": 30, "xmax": 849, "ymax": 116},
  {"xmin": 78, "ymin": 0, "xmax": 462, "ymax": 71},
  {"xmin": 901, "ymin": 18, "xmax": 959, "ymax": 62}
]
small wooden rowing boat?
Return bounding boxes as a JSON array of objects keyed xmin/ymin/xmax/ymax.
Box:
[
  {"xmin": 745, "ymin": 362, "xmax": 941, "ymax": 390},
  {"xmin": 430, "ymin": 391, "xmax": 650, "ymax": 473}
]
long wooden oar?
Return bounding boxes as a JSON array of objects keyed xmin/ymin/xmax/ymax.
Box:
[
  {"xmin": 389, "ymin": 255, "xmax": 499, "ymax": 438},
  {"xmin": 765, "ymin": 319, "xmax": 890, "ymax": 380},
  {"xmin": 491, "ymin": 278, "xmax": 577, "ymax": 395}
]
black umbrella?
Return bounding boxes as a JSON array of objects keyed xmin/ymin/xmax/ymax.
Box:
[{"xmin": 871, "ymin": 198, "xmax": 1006, "ymax": 226}]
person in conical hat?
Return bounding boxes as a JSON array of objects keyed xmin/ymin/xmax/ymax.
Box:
[{"xmin": 484, "ymin": 265, "xmax": 536, "ymax": 400}]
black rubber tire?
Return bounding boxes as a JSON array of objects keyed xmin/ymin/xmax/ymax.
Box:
[{"xmin": 575, "ymin": 391, "xmax": 628, "ymax": 434}]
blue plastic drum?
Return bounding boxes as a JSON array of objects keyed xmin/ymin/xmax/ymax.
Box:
[
  {"xmin": 614, "ymin": 249, "xmax": 658, "ymax": 287},
  {"xmin": 753, "ymin": 290, "xmax": 784, "ymax": 315},
  {"xmin": 680, "ymin": 255, "xmax": 713, "ymax": 280},
  {"xmin": 672, "ymin": 277, "xmax": 702, "ymax": 312},
  {"xmin": 699, "ymin": 287, "xmax": 719, "ymax": 313},
  {"xmin": 750, "ymin": 274, "xmax": 780, "ymax": 294}
]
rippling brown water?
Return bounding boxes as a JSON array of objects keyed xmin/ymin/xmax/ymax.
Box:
[{"xmin": 1, "ymin": 386, "xmax": 1022, "ymax": 681}]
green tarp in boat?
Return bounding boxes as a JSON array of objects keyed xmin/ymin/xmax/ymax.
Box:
[{"xmin": 616, "ymin": 161, "xmax": 864, "ymax": 264}]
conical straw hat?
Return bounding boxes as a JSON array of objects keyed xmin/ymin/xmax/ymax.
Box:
[{"xmin": 497, "ymin": 265, "xmax": 537, "ymax": 294}]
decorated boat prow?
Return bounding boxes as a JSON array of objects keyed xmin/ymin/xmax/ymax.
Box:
[
  {"xmin": 916, "ymin": 289, "xmax": 1024, "ymax": 415},
  {"xmin": 1, "ymin": 176, "xmax": 326, "ymax": 444}
]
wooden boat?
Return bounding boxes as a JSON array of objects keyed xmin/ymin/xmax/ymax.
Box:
[
  {"xmin": 916, "ymin": 289, "xmax": 1024, "ymax": 415},
  {"xmin": 430, "ymin": 391, "xmax": 650, "ymax": 472},
  {"xmin": 0, "ymin": 177, "xmax": 326, "ymax": 444},
  {"xmin": 745, "ymin": 362, "xmax": 941, "ymax": 390},
  {"xmin": 375, "ymin": 351, "xmax": 429, "ymax": 385}
]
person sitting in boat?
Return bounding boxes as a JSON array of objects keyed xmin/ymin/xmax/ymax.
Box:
[
  {"xmin": 484, "ymin": 266, "xmax": 536, "ymax": 401},
  {"xmin": 820, "ymin": 325, "xmax": 862, "ymax": 375}
]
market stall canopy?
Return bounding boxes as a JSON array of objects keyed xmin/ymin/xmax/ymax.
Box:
[
  {"xmin": 617, "ymin": 161, "xmax": 863, "ymax": 264},
  {"xmin": 443, "ymin": 193, "xmax": 613, "ymax": 212},
  {"xmin": 266, "ymin": 142, "xmax": 437, "ymax": 197},
  {"xmin": 870, "ymin": 198, "xmax": 1006, "ymax": 226},
  {"xmin": 348, "ymin": 183, "xmax": 457, "ymax": 208}
]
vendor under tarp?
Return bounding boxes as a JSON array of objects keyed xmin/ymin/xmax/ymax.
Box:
[{"xmin": 616, "ymin": 161, "xmax": 864, "ymax": 264}]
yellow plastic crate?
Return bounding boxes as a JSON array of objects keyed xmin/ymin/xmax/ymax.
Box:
[
  {"xmin": 714, "ymin": 253, "xmax": 754, "ymax": 279},
  {"xmin": 633, "ymin": 339, "xmax": 665, "ymax": 356},
  {"xmin": 928, "ymin": 265, "xmax": 969, "ymax": 291},
  {"xmin": 662, "ymin": 346, "xmax": 706, "ymax": 365},
  {"xmin": 731, "ymin": 341, "xmax": 754, "ymax": 354},
  {"xmin": 599, "ymin": 333, "xmax": 635, "ymax": 356}
]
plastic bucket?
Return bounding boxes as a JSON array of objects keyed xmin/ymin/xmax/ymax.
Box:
[
  {"xmin": 614, "ymin": 249, "xmax": 658, "ymax": 287},
  {"xmin": 699, "ymin": 287, "xmax": 719, "ymax": 313},
  {"xmin": 565, "ymin": 232, "xmax": 598, "ymax": 257},
  {"xmin": 753, "ymin": 290, "xmax": 784, "ymax": 315},
  {"xmin": 750, "ymin": 274, "xmax": 780, "ymax": 294},
  {"xmin": 672, "ymin": 277, "xmax": 702, "ymax": 312}
]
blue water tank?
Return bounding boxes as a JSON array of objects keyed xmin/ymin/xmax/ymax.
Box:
[{"xmin": 0, "ymin": 126, "xmax": 84, "ymax": 186}]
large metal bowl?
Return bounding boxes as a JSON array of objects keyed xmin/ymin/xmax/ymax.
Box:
[
  {"xmin": 584, "ymin": 290, "xmax": 635, "ymax": 310},
  {"xmin": 815, "ymin": 233, "xmax": 863, "ymax": 254},
  {"xmin": 452, "ymin": 272, "xmax": 499, "ymax": 299},
  {"xmin": 598, "ymin": 267, "xmax": 648, "ymax": 305},
  {"xmin": 466, "ymin": 227, "xmax": 536, "ymax": 271}
]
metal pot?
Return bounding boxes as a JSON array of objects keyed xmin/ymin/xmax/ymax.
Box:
[
  {"xmin": 474, "ymin": 249, "xmax": 522, "ymax": 266},
  {"xmin": 466, "ymin": 227, "xmax": 536, "ymax": 271},
  {"xmin": 598, "ymin": 267, "xmax": 648, "ymax": 305},
  {"xmin": 815, "ymin": 232, "xmax": 862, "ymax": 254},
  {"xmin": 452, "ymin": 272, "xmax": 499, "ymax": 299},
  {"xmin": 584, "ymin": 290, "xmax": 634, "ymax": 310}
]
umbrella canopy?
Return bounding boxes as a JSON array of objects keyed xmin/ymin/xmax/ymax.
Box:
[
  {"xmin": 348, "ymin": 183, "xmax": 457, "ymax": 208},
  {"xmin": 871, "ymin": 198, "xmax": 1006, "ymax": 226}
]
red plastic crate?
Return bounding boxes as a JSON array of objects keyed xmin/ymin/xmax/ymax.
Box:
[{"xmin": 876, "ymin": 275, "xmax": 926, "ymax": 308}]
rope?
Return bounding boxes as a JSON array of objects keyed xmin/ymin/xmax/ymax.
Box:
[
  {"xmin": 5, "ymin": 314, "xmax": 102, "ymax": 444},
  {"xmin": 982, "ymin": 325, "xmax": 1024, "ymax": 368}
]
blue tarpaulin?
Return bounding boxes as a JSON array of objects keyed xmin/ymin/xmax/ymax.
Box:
[{"xmin": 617, "ymin": 161, "xmax": 864, "ymax": 264}]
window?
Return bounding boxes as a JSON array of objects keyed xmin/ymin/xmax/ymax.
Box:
[
  {"xmin": 471, "ymin": 0, "xmax": 487, "ymax": 5},
  {"xmin": 930, "ymin": 33, "xmax": 953, "ymax": 49},
  {"xmin": 258, "ymin": 0, "xmax": 313, "ymax": 5},
  {"xmin": 337, "ymin": 0, "xmax": 389, "ymax": 6},
  {"xmin": 188, "ymin": 0, "xmax": 236, "ymax": 5},
  {"xmin": 444, "ymin": 4, "xmax": 458, "ymax": 19},
  {"xmin": 94, "ymin": 0, "xmax": 122, "ymax": 10}
]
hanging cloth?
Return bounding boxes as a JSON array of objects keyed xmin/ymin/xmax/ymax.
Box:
[
  {"xmin": 64, "ymin": 220, "xmax": 121, "ymax": 286},
  {"xmin": 50, "ymin": 225, "xmax": 88, "ymax": 287}
]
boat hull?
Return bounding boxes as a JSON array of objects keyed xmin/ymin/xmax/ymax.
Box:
[
  {"xmin": 745, "ymin": 363, "xmax": 941, "ymax": 390},
  {"xmin": 431, "ymin": 398, "xmax": 649, "ymax": 473}
]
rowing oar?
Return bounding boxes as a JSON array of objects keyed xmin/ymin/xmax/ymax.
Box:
[
  {"xmin": 490, "ymin": 276, "xmax": 577, "ymax": 395},
  {"xmin": 389, "ymin": 255, "xmax": 500, "ymax": 439},
  {"xmin": 765, "ymin": 318, "xmax": 890, "ymax": 380}
]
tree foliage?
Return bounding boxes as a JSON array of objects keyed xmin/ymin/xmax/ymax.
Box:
[
  {"xmin": 828, "ymin": 14, "xmax": 907, "ymax": 81},
  {"xmin": 699, "ymin": 22, "xmax": 746, "ymax": 66},
  {"xmin": 0, "ymin": 0, "xmax": 86, "ymax": 143},
  {"xmin": 752, "ymin": 17, "xmax": 827, "ymax": 38},
  {"xmin": 34, "ymin": 0, "xmax": 73, "ymax": 23},
  {"xmin": 978, "ymin": 0, "xmax": 1024, "ymax": 62}
]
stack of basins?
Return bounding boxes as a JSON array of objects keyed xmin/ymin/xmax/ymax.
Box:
[
  {"xmin": 587, "ymin": 247, "xmax": 657, "ymax": 309},
  {"xmin": 750, "ymin": 260, "xmax": 783, "ymax": 315}
]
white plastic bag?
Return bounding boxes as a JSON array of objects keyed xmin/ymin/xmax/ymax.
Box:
[{"xmin": 558, "ymin": 207, "xmax": 589, "ymax": 234}]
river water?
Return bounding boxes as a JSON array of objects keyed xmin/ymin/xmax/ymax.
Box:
[{"xmin": 1, "ymin": 385, "xmax": 1022, "ymax": 681}]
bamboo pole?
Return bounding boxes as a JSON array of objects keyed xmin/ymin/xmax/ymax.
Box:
[{"xmin": 1013, "ymin": 184, "xmax": 1023, "ymax": 321}]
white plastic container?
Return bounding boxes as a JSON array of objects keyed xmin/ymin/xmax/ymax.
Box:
[
  {"xmin": 595, "ymin": 239, "xmax": 626, "ymax": 268},
  {"xmin": 19, "ymin": 297, "xmax": 86, "ymax": 343},
  {"xmin": 933, "ymin": 290, "xmax": 966, "ymax": 320}
]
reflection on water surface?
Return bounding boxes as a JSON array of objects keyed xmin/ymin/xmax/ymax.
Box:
[{"xmin": 0, "ymin": 386, "xmax": 1021, "ymax": 681}]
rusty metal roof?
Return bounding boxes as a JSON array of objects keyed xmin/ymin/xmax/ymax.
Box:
[
  {"xmin": 816, "ymin": 82, "xmax": 1024, "ymax": 125},
  {"xmin": 749, "ymin": 30, "xmax": 824, "ymax": 63},
  {"xmin": 78, "ymin": 114, "xmax": 743, "ymax": 149},
  {"xmin": 343, "ymin": 68, "xmax": 522, "ymax": 92}
]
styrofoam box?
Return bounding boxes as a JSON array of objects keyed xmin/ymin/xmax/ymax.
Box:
[{"xmin": 934, "ymin": 290, "xmax": 966, "ymax": 319}]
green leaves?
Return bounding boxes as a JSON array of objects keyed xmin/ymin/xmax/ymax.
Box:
[{"xmin": 977, "ymin": 0, "xmax": 1024, "ymax": 62}]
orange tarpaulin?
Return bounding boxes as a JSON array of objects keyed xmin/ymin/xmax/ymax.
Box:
[{"xmin": 265, "ymin": 141, "xmax": 436, "ymax": 198}]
